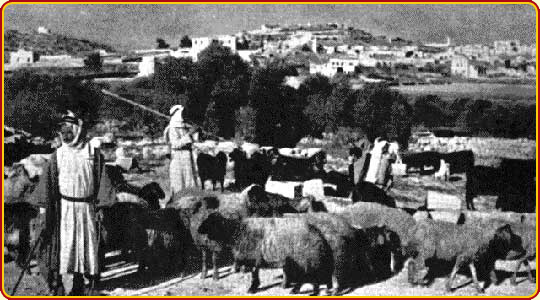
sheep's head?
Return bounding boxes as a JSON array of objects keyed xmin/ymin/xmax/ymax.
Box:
[
  {"xmin": 140, "ymin": 182, "xmax": 165, "ymax": 210},
  {"xmin": 197, "ymin": 212, "xmax": 232, "ymax": 245},
  {"xmin": 490, "ymin": 224, "xmax": 526, "ymax": 260},
  {"xmin": 229, "ymin": 148, "xmax": 246, "ymax": 162},
  {"xmin": 247, "ymin": 185, "xmax": 267, "ymax": 203}
]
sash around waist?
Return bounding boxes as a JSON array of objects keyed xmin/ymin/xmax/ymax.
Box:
[{"xmin": 61, "ymin": 195, "xmax": 94, "ymax": 203}]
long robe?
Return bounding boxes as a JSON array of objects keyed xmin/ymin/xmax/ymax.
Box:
[{"xmin": 28, "ymin": 147, "xmax": 117, "ymax": 290}]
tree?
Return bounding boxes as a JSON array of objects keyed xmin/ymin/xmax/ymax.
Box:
[
  {"xmin": 179, "ymin": 35, "xmax": 192, "ymax": 48},
  {"xmin": 349, "ymin": 83, "xmax": 412, "ymax": 146},
  {"xmin": 298, "ymin": 74, "xmax": 333, "ymax": 106},
  {"xmin": 190, "ymin": 40, "xmax": 250, "ymax": 138},
  {"xmin": 248, "ymin": 64, "xmax": 299, "ymax": 146},
  {"xmin": 156, "ymin": 38, "xmax": 170, "ymax": 49},
  {"xmin": 466, "ymin": 99, "xmax": 492, "ymax": 133},
  {"xmin": 413, "ymin": 95, "xmax": 446, "ymax": 128},
  {"xmin": 5, "ymin": 72, "xmax": 103, "ymax": 139},
  {"xmin": 153, "ymin": 57, "xmax": 194, "ymax": 95}
]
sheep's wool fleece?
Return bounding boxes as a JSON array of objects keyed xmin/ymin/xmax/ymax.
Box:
[{"xmin": 246, "ymin": 218, "xmax": 330, "ymax": 270}]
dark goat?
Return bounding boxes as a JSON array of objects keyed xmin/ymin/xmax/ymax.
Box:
[
  {"xmin": 351, "ymin": 181, "xmax": 396, "ymax": 208},
  {"xmin": 271, "ymin": 151, "xmax": 327, "ymax": 182},
  {"xmin": 440, "ymin": 150, "xmax": 475, "ymax": 174},
  {"xmin": 97, "ymin": 182, "xmax": 165, "ymax": 270},
  {"xmin": 466, "ymin": 159, "xmax": 535, "ymax": 212},
  {"xmin": 324, "ymin": 170, "xmax": 353, "ymax": 198},
  {"xmin": 496, "ymin": 159, "xmax": 535, "ymax": 213},
  {"xmin": 197, "ymin": 151, "xmax": 228, "ymax": 192},
  {"xmin": 465, "ymin": 166, "xmax": 501, "ymax": 211},
  {"xmin": 98, "ymin": 202, "xmax": 148, "ymax": 272},
  {"xmin": 229, "ymin": 149, "xmax": 272, "ymax": 190}
]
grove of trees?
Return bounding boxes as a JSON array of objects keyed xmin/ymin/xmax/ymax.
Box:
[{"xmin": 5, "ymin": 41, "xmax": 536, "ymax": 146}]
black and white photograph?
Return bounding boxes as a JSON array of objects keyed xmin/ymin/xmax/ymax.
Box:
[{"xmin": 2, "ymin": 3, "xmax": 537, "ymax": 297}]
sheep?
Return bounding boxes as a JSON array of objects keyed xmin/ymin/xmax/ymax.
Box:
[
  {"xmin": 97, "ymin": 202, "xmax": 148, "ymax": 272},
  {"xmin": 244, "ymin": 185, "xmax": 325, "ymax": 217},
  {"xmin": 283, "ymin": 212, "xmax": 365, "ymax": 295},
  {"xmin": 139, "ymin": 208, "xmax": 190, "ymax": 275},
  {"xmin": 97, "ymin": 181, "xmax": 165, "ymax": 269},
  {"xmin": 271, "ymin": 151, "xmax": 327, "ymax": 182},
  {"xmin": 459, "ymin": 215, "xmax": 536, "ymax": 286},
  {"xmin": 337, "ymin": 202, "xmax": 416, "ymax": 273},
  {"xmin": 357, "ymin": 225, "xmax": 401, "ymax": 282},
  {"xmin": 196, "ymin": 151, "xmax": 228, "ymax": 192},
  {"xmin": 115, "ymin": 181, "xmax": 164, "ymax": 211},
  {"xmin": 229, "ymin": 148, "xmax": 272, "ymax": 190},
  {"xmin": 166, "ymin": 195, "xmax": 226, "ymax": 281},
  {"xmin": 404, "ymin": 219, "xmax": 526, "ymax": 293},
  {"xmin": 338, "ymin": 202, "xmax": 415, "ymax": 245},
  {"xmin": 198, "ymin": 214, "xmax": 334, "ymax": 295}
]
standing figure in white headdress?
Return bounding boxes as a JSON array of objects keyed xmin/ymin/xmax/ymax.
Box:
[{"xmin": 164, "ymin": 105, "xmax": 199, "ymax": 195}]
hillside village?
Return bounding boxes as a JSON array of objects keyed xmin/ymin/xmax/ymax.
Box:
[{"xmin": 5, "ymin": 23, "xmax": 536, "ymax": 83}]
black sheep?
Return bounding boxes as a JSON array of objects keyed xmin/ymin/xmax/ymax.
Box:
[
  {"xmin": 271, "ymin": 151, "xmax": 327, "ymax": 182},
  {"xmin": 196, "ymin": 151, "xmax": 228, "ymax": 192},
  {"xmin": 139, "ymin": 208, "xmax": 189, "ymax": 275},
  {"xmin": 229, "ymin": 149, "xmax": 272, "ymax": 190},
  {"xmin": 97, "ymin": 202, "xmax": 148, "ymax": 272}
]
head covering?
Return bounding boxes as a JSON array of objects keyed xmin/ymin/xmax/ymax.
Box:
[
  {"xmin": 169, "ymin": 105, "xmax": 187, "ymax": 128},
  {"xmin": 164, "ymin": 105, "xmax": 189, "ymax": 142},
  {"xmin": 59, "ymin": 110, "xmax": 86, "ymax": 148}
]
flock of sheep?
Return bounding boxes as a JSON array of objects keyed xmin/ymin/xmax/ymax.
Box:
[
  {"xmin": 4, "ymin": 140, "xmax": 537, "ymax": 296},
  {"xmin": 97, "ymin": 180, "xmax": 535, "ymax": 296}
]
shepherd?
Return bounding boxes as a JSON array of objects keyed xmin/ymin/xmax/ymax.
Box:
[
  {"xmin": 28, "ymin": 109, "xmax": 117, "ymax": 296},
  {"xmin": 164, "ymin": 105, "xmax": 200, "ymax": 196}
]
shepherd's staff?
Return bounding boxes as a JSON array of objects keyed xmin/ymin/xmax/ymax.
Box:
[
  {"xmin": 101, "ymin": 89, "xmax": 170, "ymax": 120},
  {"xmin": 100, "ymin": 89, "xmax": 221, "ymax": 141}
]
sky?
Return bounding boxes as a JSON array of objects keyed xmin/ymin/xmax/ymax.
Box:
[{"xmin": 3, "ymin": 4, "xmax": 537, "ymax": 50}]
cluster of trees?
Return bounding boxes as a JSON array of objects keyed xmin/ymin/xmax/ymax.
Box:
[
  {"xmin": 145, "ymin": 41, "xmax": 415, "ymax": 147},
  {"xmin": 413, "ymin": 95, "xmax": 535, "ymax": 138},
  {"xmin": 5, "ymin": 41, "xmax": 535, "ymax": 146},
  {"xmin": 5, "ymin": 71, "xmax": 103, "ymax": 139}
]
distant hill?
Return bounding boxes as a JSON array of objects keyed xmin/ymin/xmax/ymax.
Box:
[{"xmin": 4, "ymin": 29, "xmax": 116, "ymax": 56}]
